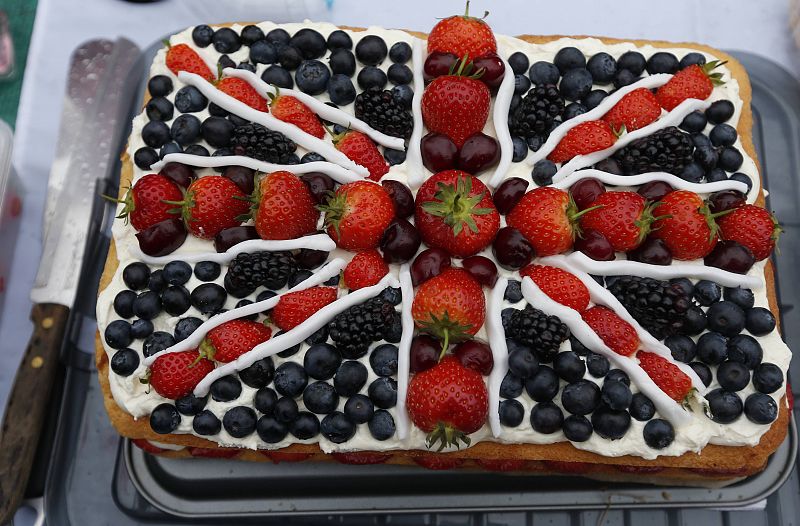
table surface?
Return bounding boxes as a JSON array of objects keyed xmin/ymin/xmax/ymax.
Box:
[{"xmin": 2, "ymin": 0, "xmax": 798, "ymax": 419}]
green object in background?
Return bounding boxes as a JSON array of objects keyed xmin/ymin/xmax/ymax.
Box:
[{"xmin": 0, "ymin": 0, "xmax": 38, "ymax": 128}]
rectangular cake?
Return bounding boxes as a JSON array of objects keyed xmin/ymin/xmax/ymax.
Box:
[{"xmin": 96, "ymin": 14, "xmax": 791, "ymax": 485}]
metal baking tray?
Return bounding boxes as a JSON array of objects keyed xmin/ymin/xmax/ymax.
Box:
[{"xmin": 39, "ymin": 44, "xmax": 800, "ymax": 524}]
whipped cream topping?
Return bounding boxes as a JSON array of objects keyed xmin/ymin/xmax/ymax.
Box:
[
  {"xmin": 395, "ymin": 264, "xmax": 415, "ymax": 440},
  {"xmin": 553, "ymin": 169, "xmax": 750, "ymax": 194},
  {"xmin": 405, "ymin": 38, "xmax": 427, "ymax": 188},
  {"xmin": 487, "ymin": 58, "xmax": 516, "ymax": 189},
  {"xmin": 486, "ymin": 276, "xmax": 509, "ymax": 437}
]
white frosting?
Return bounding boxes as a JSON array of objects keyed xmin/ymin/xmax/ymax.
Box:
[
  {"xmin": 147, "ymin": 440, "xmax": 186, "ymax": 451},
  {"xmin": 486, "ymin": 276, "xmax": 509, "ymax": 437},
  {"xmin": 405, "ymin": 38, "xmax": 426, "ymax": 189},
  {"xmin": 553, "ymin": 169, "xmax": 750, "ymax": 194},
  {"xmin": 395, "ymin": 264, "xmax": 414, "ymax": 440},
  {"xmin": 487, "ymin": 58, "xmax": 516, "ymax": 189}
]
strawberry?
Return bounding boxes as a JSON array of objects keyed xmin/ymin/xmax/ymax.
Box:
[
  {"xmin": 187, "ymin": 447, "xmax": 241, "ymax": 458},
  {"xmin": 637, "ymin": 351, "xmax": 693, "ymax": 401},
  {"xmin": 343, "ymin": 250, "xmax": 389, "ymax": 290},
  {"xmin": 652, "ymin": 190, "xmax": 721, "ymax": 260},
  {"xmin": 165, "ymin": 43, "xmax": 214, "ymax": 81},
  {"xmin": 717, "ymin": 204, "xmax": 781, "ymax": 260},
  {"xmin": 520, "ymin": 264, "xmax": 590, "ymax": 312},
  {"xmin": 132, "ymin": 438, "xmax": 165, "ymax": 454},
  {"xmin": 331, "ymin": 129, "xmax": 388, "ymax": 181},
  {"xmin": 421, "ymin": 58, "xmax": 491, "ymax": 148},
  {"xmin": 174, "ymin": 176, "xmax": 249, "ymax": 239},
  {"xmin": 272, "ymin": 286, "xmax": 338, "ymax": 331},
  {"xmin": 411, "ymin": 268, "xmax": 485, "ymax": 352},
  {"xmin": 506, "ymin": 187, "xmax": 591, "ymax": 256},
  {"xmin": 655, "ymin": 62, "xmax": 724, "ymax": 111},
  {"xmin": 427, "ymin": 1, "xmax": 497, "ymax": 62},
  {"xmin": 581, "ymin": 306, "xmax": 639, "ymax": 357},
  {"xmin": 148, "ymin": 350, "xmax": 214, "ymax": 400},
  {"xmin": 251, "ymin": 171, "xmax": 319, "ymax": 240},
  {"xmin": 270, "ymin": 93, "xmax": 324, "ymax": 138},
  {"xmin": 331, "ymin": 452, "xmax": 393, "ymax": 465},
  {"xmin": 216, "ymin": 77, "xmax": 267, "ymax": 111},
  {"xmin": 579, "ymin": 191, "xmax": 657, "ymax": 252},
  {"xmin": 412, "ymin": 454, "xmax": 465, "ymax": 470},
  {"xmin": 602, "ymin": 87, "xmax": 662, "ymax": 131},
  {"xmin": 406, "ymin": 355, "xmax": 489, "ymax": 450},
  {"xmin": 476, "ymin": 459, "xmax": 529, "ymax": 472},
  {"xmin": 200, "ymin": 319, "xmax": 272, "ymax": 363},
  {"xmin": 548, "ymin": 120, "xmax": 618, "ymax": 164},
  {"xmin": 615, "ymin": 465, "xmax": 665, "ymax": 474},
  {"xmin": 116, "ymin": 174, "xmax": 182, "ymax": 231},
  {"xmin": 321, "ymin": 180, "xmax": 395, "ymax": 250},
  {"xmin": 414, "ymin": 170, "xmax": 499, "ymax": 257},
  {"xmin": 259, "ymin": 451, "xmax": 314, "ymax": 463}
]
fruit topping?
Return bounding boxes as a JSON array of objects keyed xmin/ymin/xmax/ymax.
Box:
[
  {"xmin": 613, "ymin": 126, "xmax": 693, "ymax": 175},
  {"xmin": 607, "ymin": 276, "xmax": 692, "ymax": 340},
  {"xmin": 230, "ymin": 123, "xmax": 297, "ymax": 163},
  {"xmin": 582, "ymin": 306, "xmax": 639, "ymax": 357},
  {"xmin": 520, "ymin": 264, "xmax": 589, "ymax": 312},
  {"xmin": 354, "ymin": 87, "xmax": 414, "ymax": 139}
]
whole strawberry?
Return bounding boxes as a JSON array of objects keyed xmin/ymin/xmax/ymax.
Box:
[
  {"xmin": 506, "ymin": 187, "xmax": 589, "ymax": 256},
  {"xmin": 177, "ymin": 176, "xmax": 249, "ymax": 239},
  {"xmin": 582, "ymin": 306, "xmax": 639, "ymax": 357},
  {"xmin": 652, "ymin": 190, "xmax": 720, "ymax": 260},
  {"xmin": 520, "ymin": 264, "xmax": 590, "ymax": 312},
  {"xmin": 149, "ymin": 350, "xmax": 214, "ymax": 400},
  {"xmin": 343, "ymin": 250, "xmax": 389, "ymax": 290},
  {"xmin": 602, "ymin": 87, "xmax": 662, "ymax": 131},
  {"xmin": 332, "ymin": 129, "xmax": 388, "ymax": 181},
  {"xmin": 270, "ymin": 92, "xmax": 324, "ymax": 138},
  {"xmin": 421, "ymin": 58, "xmax": 490, "ymax": 148},
  {"xmin": 200, "ymin": 319, "xmax": 272, "ymax": 363},
  {"xmin": 427, "ymin": 1, "xmax": 497, "ymax": 62},
  {"xmin": 117, "ymin": 174, "xmax": 182, "ymax": 231},
  {"xmin": 321, "ymin": 180, "xmax": 395, "ymax": 250},
  {"xmin": 415, "ymin": 170, "xmax": 499, "ymax": 257},
  {"xmin": 252, "ymin": 170, "xmax": 319, "ymax": 240},
  {"xmin": 717, "ymin": 204, "xmax": 781, "ymax": 260},
  {"xmin": 548, "ymin": 120, "xmax": 618, "ymax": 164},
  {"xmin": 272, "ymin": 286, "xmax": 338, "ymax": 331},
  {"xmin": 165, "ymin": 43, "xmax": 214, "ymax": 81},
  {"xmin": 579, "ymin": 191, "xmax": 656, "ymax": 252},
  {"xmin": 637, "ymin": 351, "xmax": 693, "ymax": 401},
  {"xmin": 656, "ymin": 61, "xmax": 724, "ymax": 111},
  {"xmin": 217, "ymin": 77, "xmax": 267, "ymax": 111},
  {"xmin": 406, "ymin": 355, "xmax": 488, "ymax": 450}
]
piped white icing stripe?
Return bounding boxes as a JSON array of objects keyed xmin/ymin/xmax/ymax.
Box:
[
  {"xmin": 565, "ymin": 251, "xmax": 763, "ymax": 289},
  {"xmin": 150, "ymin": 153, "xmax": 363, "ymax": 184},
  {"xmin": 538, "ymin": 255, "xmax": 707, "ymax": 393},
  {"xmin": 487, "ymin": 58, "xmax": 516, "ymax": 189},
  {"xmin": 486, "ymin": 276, "xmax": 509, "ymax": 438},
  {"xmin": 553, "ymin": 169, "xmax": 749, "ymax": 194},
  {"xmin": 527, "ymin": 74, "xmax": 672, "ymax": 166},
  {"xmin": 395, "ymin": 264, "xmax": 414, "ymax": 440},
  {"xmin": 177, "ymin": 71, "xmax": 370, "ymax": 178},
  {"xmin": 194, "ymin": 273, "xmax": 399, "ymax": 396},
  {"xmin": 406, "ymin": 38, "xmax": 426, "ymax": 189},
  {"xmin": 131, "ymin": 234, "xmax": 337, "ymax": 266},
  {"xmin": 553, "ymin": 98, "xmax": 713, "ymax": 183},
  {"xmin": 222, "ymin": 68, "xmax": 405, "ymax": 150},
  {"xmin": 521, "ymin": 278, "xmax": 691, "ymax": 426},
  {"xmin": 142, "ymin": 258, "xmax": 347, "ymax": 366}
]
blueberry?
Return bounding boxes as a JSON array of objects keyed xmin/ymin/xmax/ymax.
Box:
[
  {"xmin": 680, "ymin": 52, "xmax": 706, "ymax": 69},
  {"xmin": 193, "ymin": 261, "xmax": 220, "ymax": 282},
  {"xmin": 525, "ymin": 366, "xmax": 559, "ymax": 402},
  {"xmin": 256, "ymin": 416, "xmax": 288, "ymax": 443},
  {"xmin": 240, "ymin": 357, "xmax": 275, "ymax": 389},
  {"xmin": 391, "ymin": 84, "xmax": 414, "ymax": 110},
  {"xmin": 376, "ymin": 287, "xmax": 401, "ymax": 307},
  {"xmin": 303, "ymin": 343, "xmax": 342, "ymax": 381},
  {"xmin": 256, "ymin": 289, "xmax": 277, "ymax": 303},
  {"xmin": 665, "ymin": 334, "xmax": 696, "ymax": 363},
  {"xmin": 274, "ymin": 396, "xmax": 298, "ymax": 424},
  {"xmin": 148, "ymin": 75, "xmax": 173, "ymax": 97},
  {"xmin": 613, "ymin": 69, "xmax": 638, "ymax": 88},
  {"xmin": 504, "ymin": 52, "xmax": 527, "ymax": 75},
  {"xmin": 723, "ymin": 287, "xmax": 754, "ymax": 309},
  {"xmin": 355, "ymin": 35, "xmax": 387, "ymax": 66},
  {"xmin": 327, "ymin": 74, "xmax": 356, "ymax": 105},
  {"xmin": 585, "ymin": 352, "xmax": 610, "ymax": 378},
  {"xmin": 290, "ymin": 28, "xmax": 327, "ymax": 59},
  {"xmin": 304, "ymin": 326, "xmax": 329, "ymax": 346},
  {"xmin": 504, "ymin": 280, "xmax": 523, "ymax": 302},
  {"xmin": 295, "ymin": 59, "xmax": 331, "ymax": 95},
  {"xmin": 150, "ymin": 403, "xmax": 180, "ymax": 434},
  {"xmin": 508, "ymin": 349, "xmax": 539, "ymax": 378},
  {"xmin": 680, "ymin": 162, "xmax": 705, "ymax": 183},
  {"xmin": 170, "ymin": 114, "xmax": 201, "ymax": 147},
  {"xmin": 146, "ymin": 97, "xmax": 174, "ymax": 122},
  {"xmin": 320, "ymin": 411, "xmax": 357, "ymax": 443},
  {"xmin": 277, "ymin": 333, "xmax": 301, "ymax": 358},
  {"xmin": 278, "ymin": 45, "xmax": 303, "ymax": 70},
  {"xmin": 730, "ymin": 172, "xmax": 753, "ymax": 193},
  {"xmin": 161, "ymin": 261, "xmax": 190, "ymax": 285},
  {"xmin": 368, "ymin": 377, "xmax": 397, "ymax": 408},
  {"xmin": 160, "ymin": 142, "xmax": 182, "ymax": 159},
  {"xmin": 142, "ymin": 120, "xmax": 171, "ymax": 148},
  {"xmin": 569, "ymin": 336, "xmax": 589, "ymax": 356},
  {"xmin": 500, "ymin": 371, "xmax": 524, "ymax": 399},
  {"xmin": 212, "ymin": 27, "xmax": 241, "ymax": 53},
  {"xmin": 237, "ymin": 62, "xmax": 257, "ymax": 73},
  {"xmin": 583, "ymin": 89, "xmax": 607, "ymax": 110},
  {"xmin": 386, "ymin": 63, "xmax": 412, "ymax": 86},
  {"xmin": 705, "ymin": 168, "xmax": 727, "ymax": 182},
  {"xmin": 266, "ymin": 28, "xmax": 291, "ymax": 45},
  {"xmin": 709, "ymin": 123, "xmax": 737, "ymax": 147},
  {"xmin": 691, "ymin": 133, "xmax": 712, "ymax": 149},
  {"xmin": 288, "ymin": 269, "xmax": 313, "ymax": 288},
  {"xmin": 218, "ymin": 54, "xmax": 236, "ymax": 71},
  {"xmin": 245, "ymin": 39, "xmax": 276, "ymax": 65},
  {"xmin": 190, "ymin": 24, "xmax": 214, "ymax": 47},
  {"xmin": 511, "ymin": 136, "xmax": 528, "ymax": 163},
  {"xmin": 334, "ymin": 360, "xmax": 368, "ymax": 396},
  {"xmin": 746, "ymin": 307, "xmax": 776, "ymax": 336},
  {"xmin": 290, "ymin": 412, "xmax": 321, "ymax": 439},
  {"xmin": 240, "ymin": 24, "xmax": 265, "ymax": 46},
  {"xmin": 141, "ymin": 331, "xmax": 174, "ymax": 358},
  {"xmin": 688, "ymin": 362, "xmax": 712, "ymax": 388},
  {"xmin": 274, "ymin": 362, "xmax": 308, "ymax": 397},
  {"xmin": 554, "ymin": 47, "xmax": 585, "ymax": 73},
  {"xmin": 131, "ymin": 319, "xmax": 155, "ymax": 340},
  {"xmin": 190, "ymin": 283, "xmax": 227, "ymax": 314},
  {"xmin": 562, "ymin": 102, "xmax": 587, "ymax": 121},
  {"xmin": 357, "ymin": 66, "xmax": 387, "ymax": 90},
  {"xmin": 643, "ymin": 419, "xmax": 674, "ymax": 449},
  {"xmin": 329, "ymin": 48, "xmax": 356, "ymax": 76},
  {"xmin": 531, "ymin": 401, "xmax": 564, "ymax": 434},
  {"xmin": 605, "ymin": 369, "xmax": 630, "ymax": 386},
  {"xmin": 591, "ymin": 406, "xmax": 631, "ymax": 439},
  {"xmin": 327, "ymin": 29, "xmax": 353, "ymax": 51},
  {"xmin": 369, "ymin": 409, "xmax": 396, "ymax": 440},
  {"xmin": 254, "ymin": 387, "xmax": 278, "ymax": 414},
  {"xmin": 716, "ymin": 361, "xmax": 750, "ymax": 392},
  {"xmin": 707, "ymin": 301, "xmax": 746, "ymax": 337},
  {"xmin": 501, "ymin": 309, "xmax": 514, "ymax": 331},
  {"xmin": 526, "ymin": 135, "xmax": 544, "ymax": 152},
  {"xmin": 586, "ymin": 52, "xmax": 616, "ymax": 83},
  {"xmin": 694, "ymin": 146, "xmax": 718, "ymax": 171},
  {"xmin": 210, "ymin": 375, "xmax": 243, "ymax": 402},
  {"xmin": 301, "ymin": 152, "xmax": 326, "ymax": 164},
  {"xmin": 559, "ymin": 68, "xmax": 593, "ymax": 101},
  {"xmin": 303, "ymin": 381, "xmax": 339, "ymax": 414},
  {"xmin": 745, "ymin": 393, "xmax": 778, "ymax": 425},
  {"xmin": 175, "ymin": 393, "xmax": 207, "ymax": 416},
  {"xmin": 370, "ymin": 344, "xmax": 399, "ymax": 377},
  {"xmin": 499, "ymin": 399, "xmax": 525, "ymax": 427},
  {"xmin": 553, "ymin": 351, "xmax": 585, "ymax": 382},
  {"xmin": 532, "ymin": 160, "xmax": 557, "ymax": 186},
  {"xmin": 384, "ymin": 148, "xmax": 406, "ymax": 166},
  {"xmin": 718, "ymin": 147, "xmax": 743, "ymax": 171},
  {"xmin": 190, "ymin": 410, "xmax": 220, "ymax": 435},
  {"xmin": 134, "ymin": 147, "xmax": 158, "ymax": 169},
  {"xmin": 696, "ymin": 332, "xmax": 728, "ymax": 364},
  {"xmin": 506, "ymin": 338, "xmax": 533, "ymax": 355},
  {"xmin": 679, "ymin": 110, "xmax": 707, "ymax": 133},
  {"xmin": 560, "ymin": 379, "xmax": 600, "ymax": 415},
  {"xmin": 563, "ymin": 414, "xmax": 593, "ymax": 442},
  {"xmin": 727, "ymin": 334, "xmax": 763, "ymax": 369},
  {"xmin": 174, "ymin": 317, "xmax": 203, "ymax": 342},
  {"xmin": 111, "ymin": 349, "xmax": 139, "ymax": 376},
  {"xmin": 617, "ymin": 51, "xmax": 646, "ymax": 75},
  {"xmin": 261, "ymin": 65, "xmax": 294, "ymax": 89},
  {"xmin": 133, "ymin": 291, "xmax": 161, "ymax": 320},
  {"xmin": 223, "ymin": 406, "xmax": 258, "ymax": 438},
  {"xmin": 753, "ymin": 363, "xmax": 783, "ymax": 394},
  {"xmin": 113, "ymin": 290, "xmax": 136, "ymax": 318},
  {"xmin": 529, "ymin": 61, "xmax": 560, "ymax": 85},
  {"xmin": 692, "ymin": 280, "xmax": 721, "ymax": 306},
  {"xmin": 174, "ymin": 85, "xmax": 207, "ymax": 113},
  {"xmin": 706, "ymin": 100, "xmax": 735, "ymax": 124},
  {"xmin": 629, "ymin": 393, "xmax": 656, "ymax": 421},
  {"xmin": 601, "ymin": 380, "xmax": 632, "ymax": 411},
  {"xmin": 646, "ymin": 52, "xmax": 679, "ymax": 74},
  {"xmin": 344, "ymin": 394, "xmax": 374, "ymax": 424},
  {"xmin": 706, "ymin": 388, "xmax": 743, "ymax": 424},
  {"xmin": 514, "ymin": 74, "xmax": 531, "ymax": 95},
  {"xmin": 681, "ymin": 306, "xmax": 708, "ymax": 335}
]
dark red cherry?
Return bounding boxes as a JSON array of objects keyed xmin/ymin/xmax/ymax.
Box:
[
  {"xmin": 462, "ymin": 255, "xmax": 498, "ymax": 287},
  {"xmin": 300, "ymin": 172, "xmax": 336, "ymax": 204},
  {"xmin": 638, "ymin": 181, "xmax": 674, "ymax": 202},
  {"xmin": 472, "ymin": 52, "xmax": 505, "ymax": 90},
  {"xmin": 380, "ymin": 218, "xmax": 421, "ymax": 263},
  {"xmin": 627, "ymin": 236, "xmax": 672, "ymax": 265},
  {"xmin": 570, "ymin": 178, "xmax": 605, "ymax": 210},
  {"xmin": 424, "ymin": 51, "xmax": 459, "ymax": 82},
  {"xmin": 574, "ymin": 229, "xmax": 615, "ymax": 261},
  {"xmin": 381, "ymin": 179, "xmax": 415, "ymax": 218},
  {"xmin": 704, "ymin": 240, "xmax": 755, "ymax": 274},
  {"xmin": 159, "ymin": 162, "xmax": 195, "ymax": 188},
  {"xmin": 458, "ymin": 133, "xmax": 499, "ymax": 174},
  {"xmin": 493, "ymin": 177, "xmax": 529, "ymax": 214},
  {"xmin": 223, "ymin": 165, "xmax": 256, "ymax": 194},
  {"xmin": 295, "ymin": 248, "xmax": 330, "ymax": 269},
  {"xmin": 708, "ymin": 190, "xmax": 746, "ymax": 213},
  {"xmin": 411, "ymin": 247, "xmax": 451, "ymax": 286},
  {"xmin": 410, "ymin": 335, "xmax": 441, "ymax": 373},
  {"xmin": 454, "ymin": 339, "xmax": 494, "ymax": 374},
  {"xmin": 421, "ymin": 133, "xmax": 458, "ymax": 173},
  {"xmin": 213, "ymin": 226, "xmax": 258, "ymax": 252},
  {"xmin": 492, "ymin": 226, "xmax": 534, "ymax": 270},
  {"xmin": 136, "ymin": 218, "xmax": 187, "ymax": 257}
]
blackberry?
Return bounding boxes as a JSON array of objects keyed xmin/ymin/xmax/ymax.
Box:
[
  {"xmin": 508, "ymin": 85, "xmax": 564, "ymax": 140},
  {"xmin": 505, "ymin": 305, "xmax": 569, "ymax": 362},
  {"xmin": 226, "ymin": 251, "xmax": 296, "ymax": 291},
  {"xmin": 328, "ymin": 297, "xmax": 397, "ymax": 359},
  {"xmin": 354, "ymin": 87, "xmax": 413, "ymax": 139},
  {"xmin": 613, "ymin": 126, "xmax": 694, "ymax": 175},
  {"xmin": 231, "ymin": 123, "xmax": 296, "ymax": 163},
  {"xmin": 607, "ymin": 275, "xmax": 693, "ymax": 340}
]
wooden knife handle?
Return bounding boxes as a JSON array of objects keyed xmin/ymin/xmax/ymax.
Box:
[{"xmin": 0, "ymin": 303, "xmax": 69, "ymax": 523}]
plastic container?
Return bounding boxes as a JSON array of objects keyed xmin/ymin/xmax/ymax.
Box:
[{"xmin": 0, "ymin": 119, "xmax": 22, "ymax": 313}]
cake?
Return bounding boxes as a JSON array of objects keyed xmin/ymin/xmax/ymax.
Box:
[{"xmin": 95, "ymin": 8, "xmax": 791, "ymax": 485}]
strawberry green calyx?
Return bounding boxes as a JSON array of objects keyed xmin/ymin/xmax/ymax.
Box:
[
  {"xmin": 633, "ymin": 200, "xmax": 665, "ymax": 245},
  {"xmin": 698, "ymin": 204, "xmax": 734, "ymax": 242},
  {"xmin": 421, "ymin": 177, "xmax": 493, "ymax": 236},
  {"xmin": 163, "ymin": 192, "xmax": 196, "ymax": 226},
  {"xmin": 417, "ymin": 311, "xmax": 473, "ymax": 359},
  {"xmin": 701, "ymin": 60, "xmax": 727, "ymax": 87},
  {"xmin": 426, "ymin": 421, "xmax": 471, "ymax": 452},
  {"xmin": 566, "ymin": 194, "xmax": 601, "ymax": 240},
  {"xmin": 447, "ymin": 54, "xmax": 485, "ymax": 80},
  {"xmin": 109, "ymin": 186, "xmax": 137, "ymax": 225},
  {"xmin": 197, "ymin": 337, "xmax": 218, "ymax": 362}
]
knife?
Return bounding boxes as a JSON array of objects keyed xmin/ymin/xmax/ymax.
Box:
[{"xmin": 0, "ymin": 38, "xmax": 140, "ymax": 523}]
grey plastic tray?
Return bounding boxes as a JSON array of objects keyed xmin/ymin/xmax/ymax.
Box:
[{"xmin": 40, "ymin": 48, "xmax": 800, "ymax": 525}]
